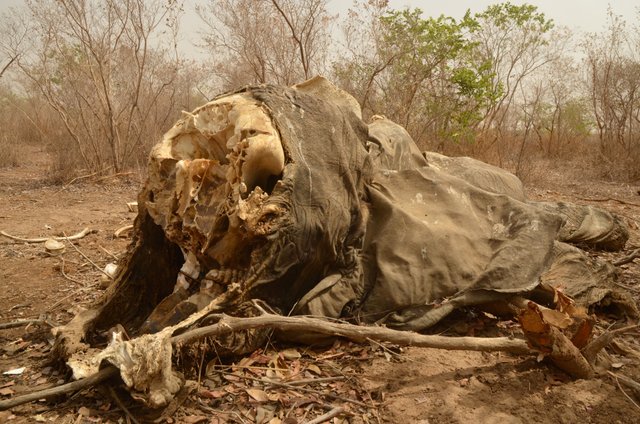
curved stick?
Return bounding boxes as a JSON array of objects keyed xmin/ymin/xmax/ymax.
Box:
[
  {"xmin": 0, "ymin": 228, "xmax": 93, "ymax": 243},
  {"xmin": 172, "ymin": 312, "xmax": 533, "ymax": 354},
  {"xmin": 114, "ymin": 225, "xmax": 134, "ymax": 238},
  {"xmin": 0, "ymin": 367, "xmax": 118, "ymax": 411},
  {"xmin": 614, "ymin": 249, "xmax": 640, "ymax": 267}
]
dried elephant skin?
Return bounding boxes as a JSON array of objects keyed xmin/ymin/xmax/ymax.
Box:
[{"xmin": 54, "ymin": 77, "xmax": 635, "ymax": 405}]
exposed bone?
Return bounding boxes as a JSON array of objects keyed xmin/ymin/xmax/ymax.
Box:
[
  {"xmin": 44, "ymin": 238, "xmax": 65, "ymax": 255},
  {"xmin": 0, "ymin": 227, "xmax": 93, "ymax": 243},
  {"xmin": 114, "ymin": 225, "xmax": 134, "ymax": 238}
]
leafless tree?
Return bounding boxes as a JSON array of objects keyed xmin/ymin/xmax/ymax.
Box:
[
  {"xmin": 580, "ymin": 7, "xmax": 640, "ymax": 180},
  {"xmin": 197, "ymin": 0, "xmax": 332, "ymax": 88},
  {"xmin": 0, "ymin": 8, "xmax": 28, "ymax": 79},
  {"xmin": 12, "ymin": 0, "xmax": 184, "ymax": 173}
]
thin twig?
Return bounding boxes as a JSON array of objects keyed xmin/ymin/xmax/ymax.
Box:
[
  {"xmin": 226, "ymin": 372, "xmax": 368, "ymax": 408},
  {"xmin": 48, "ymin": 286, "xmax": 95, "ymax": 311},
  {"xmin": 609, "ymin": 372, "xmax": 640, "ymax": 411},
  {"xmin": 59, "ymin": 258, "xmax": 87, "ymax": 286},
  {"xmin": 93, "ymin": 172, "xmax": 134, "ymax": 183},
  {"xmin": 305, "ymin": 406, "xmax": 346, "ymax": 424},
  {"xmin": 614, "ymin": 249, "xmax": 640, "ymax": 266},
  {"xmin": 582, "ymin": 325, "xmax": 640, "ymax": 363},
  {"xmin": 62, "ymin": 232, "xmax": 110, "ymax": 278},
  {"xmin": 0, "ymin": 318, "xmax": 53, "ymax": 330},
  {"xmin": 108, "ymin": 386, "xmax": 140, "ymax": 424},
  {"xmin": 283, "ymin": 376, "xmax": 345, "ymax": 386},
  {"xmin": 97, "ymin": 244, "xmax": 120, "ymax": 261},
  {"xmin": 8, "ymin": 303, "xmax": 29, "ymax": 312},
  {"xmin": 575, "ymin": 196, "xmax": 640, "ymax": 207}
]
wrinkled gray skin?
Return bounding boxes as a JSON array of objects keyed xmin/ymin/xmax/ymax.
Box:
[{"xmin": 59, "ymin": 79, "xmax": 632, "ymax": 358}]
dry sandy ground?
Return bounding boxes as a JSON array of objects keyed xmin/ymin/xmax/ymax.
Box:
[{"xmin": 1, "ymin": 146, "xmax": 640, "ymax": 423}]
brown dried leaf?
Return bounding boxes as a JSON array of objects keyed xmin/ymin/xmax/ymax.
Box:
[
  {"xmin": 199, "ymin": 389, "xmax": 227, "ymax": 399},
  {"xmin": 540, "ymin": 309, "xmax": 573, "ymax": 329},
  {"xmin": 246, "ymin": 388, "xmax": 270, "ymax": 402},
  {"xmin": 281, "ymin": 349, "xmax": 301, "ymax": 360},
  {"xmin": 518, "ymin": 303, "xmax": 552, "ymax": 352},
  {"xmin": 0, "ymin": 387, "xmax": 15, "ymax": 396},
  {"xmin": 306, "ymin": 364, "xmax": 322, "ymax": 375},
  {"xmin": 570, "ymin": 317, "xmax": 594, "ymax": 349},
  {"xmin": 223, "ymin": 374, "xmax": 240, "ymax": 382}
]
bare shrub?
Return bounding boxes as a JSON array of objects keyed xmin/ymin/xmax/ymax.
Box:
[{"xmin": 0, "ymin": 134, "xmax": 19, "ymax": 168}]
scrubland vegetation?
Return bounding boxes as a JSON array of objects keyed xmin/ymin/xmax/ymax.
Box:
[{"xmin": 0, "ymin": 0, "xmax": 638, "ymax": 183}]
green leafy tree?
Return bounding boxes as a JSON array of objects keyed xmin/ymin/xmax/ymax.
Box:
[{"xmin": 334, "ymin": 4, "xmax": 500, "ymax": 150}]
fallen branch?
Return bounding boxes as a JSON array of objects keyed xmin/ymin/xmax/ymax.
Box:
[
  {"xmin": 0, "ymin": 309, "xmax": 576, "ymax": 411},
  {"xmin": 0, "ymin": 228, "xmax": 93, "ymax": 243},
  {"xmin": 582, "ymin": 324, "xmax": 640, "ymax": 364},
  {"xmin": 0, "ymin": 318, "xmax": 54, "ymax": 330},
  {"xmin": 575, "ymin": 196, "xmax": 640, "ymax": 207},
  {"xmin": 0, "ymin": 367, "xmax": 118, "ymax": 411},
  {"xmin": 172, "ymin": 313, "xmax": 533, "ymax": 354},
  {"xmin": 614, "ymin": 249, "xmax": 640, "ymax": 266}
]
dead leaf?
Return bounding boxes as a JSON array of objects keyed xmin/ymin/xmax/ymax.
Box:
[
  {"xmin": 255, "ymin": 405, "xmax": 276, "ymax": 423},
  {"xmin": 540, "ymin": 309, "xmax": 573, "ymax": 329},
  {"xmin": 611, "ymin": 362, "xmax": 624, "ymax": 369},
  {"xmin": 223, "ymin": 374, "xmax": 240, "ymax": 382},
  {"xmin": 0, "ymin": 387, "xmax": 15, "ymax": 396},
  {"xmin": 306, "ymin": 364, "xmax": 322, "ymax": 375},
  {"xmin": 199, "ymin": 389, "xmax": 227, "ymax": 399},
  {"xmin": 0, "ymin": 381, "xmax": 15, "ymax": 388},
  {"xmin": 281, "ymin": 349, "xmax": 301, "ymax": 360},
  {"xmin": 246, "ymin": 388, "xmax": 270, "ymax": 402},
  {"xmin": 570, "ymin": 317, "xmax": 594, "ymax": 349},
  {"xmin": 267, "ymin": 392, "xmax": 281, "ymax": 402}
]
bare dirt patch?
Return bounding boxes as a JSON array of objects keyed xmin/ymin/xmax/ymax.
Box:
[{"xmin": 1, "ymin": 150, "xmax": 639, "ymax": 423}]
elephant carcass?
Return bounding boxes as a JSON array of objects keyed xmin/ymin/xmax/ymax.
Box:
[{"xmin": 53, "ymin": 77, "xmax": 635, "ymax": 407}]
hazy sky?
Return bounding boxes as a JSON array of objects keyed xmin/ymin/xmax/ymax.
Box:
[
  {"xmin": 2, "ymin": 0, "xmax": 639, "ymax": 57},
  {"xmin": 182, "ymin": 0, "xmax": 639, "ymax": 57}
]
